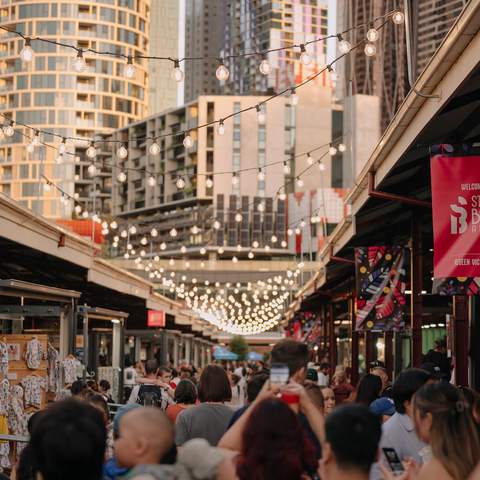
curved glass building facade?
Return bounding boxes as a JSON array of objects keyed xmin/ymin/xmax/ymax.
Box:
[{"xmin": 0, "ymin": 0, "xmax": 150, "ymax": 217}]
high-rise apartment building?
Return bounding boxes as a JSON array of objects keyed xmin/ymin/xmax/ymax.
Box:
[
  {"xmin": 148, "ymin": 0, "xmax": 181, "ymax": 113},
  {"xmin": 102, "ymin": 90, "xmax": 333, "ymax": 256},
  {"xmin": 184, "ymin": 0, "xmax": 225, "ymax": 103},
  {"xmin": 0, "ymin": 0, "xmax": 150, "ymax": 218},
  {"xmin": 223, "ymin": 0, "xmax": 329, "ymax": 95}
]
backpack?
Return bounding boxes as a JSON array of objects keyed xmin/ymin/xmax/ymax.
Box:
[{"xmin": 136, "ymin": 384, "xmax": 164, "ymax": 408}]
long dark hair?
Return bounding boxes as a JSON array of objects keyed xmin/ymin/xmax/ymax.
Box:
[
  {"xmin": 414, "ymin": 382, "xmax": 480, "ymax": 480},
  {"xmin": 356, "ymin": 374, "xmax": 382, "ymax": 406},
  {"xmin": 236, "ymin": 398, "xmax": 317, "ymax": 480}
]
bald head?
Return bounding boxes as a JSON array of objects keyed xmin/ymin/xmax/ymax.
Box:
[{"xmin": 117, "ymin": 407, "xmax": 174, "ymax": 466}]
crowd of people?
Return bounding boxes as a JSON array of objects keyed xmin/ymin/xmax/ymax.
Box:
[{"xmin": 3, "ymin": 338, "xmax": 480, "ymax": 480}]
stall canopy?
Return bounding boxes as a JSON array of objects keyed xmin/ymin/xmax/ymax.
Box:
[
  {"xmin": 213, "ymin": 346, "xmax": 238, "ymax": 361},
  {"xmin": 247, "ymin": 351, "xmax": 263, "ymax": 361}
]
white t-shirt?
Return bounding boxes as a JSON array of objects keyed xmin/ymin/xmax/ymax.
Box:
[
  {"xmin": 318, "ymin": 372, "xmax": 329, "ymax": 386},
  {"xmin": 124, "ymin": 367, "xmax": 138, "ymax": 387}
]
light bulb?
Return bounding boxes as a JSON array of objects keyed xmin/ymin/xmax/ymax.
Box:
[
  {"xmin": 74, "ymin": 205, "xmax": 82, "ymax": 214},
  {"xmin": 169, "ymin": 228, "xmax": 177, "ymax": 237},
  {"xmin": 392, "ymin": 10, "xmax": 405, "ymax": 24},
  {"xmin": 257, "ymin": 203, "xmax": 265, "ymax": 212},
  {"xmin": 290, "ymin": 89, "xmax": 299, "ymax": 106},
  {"xmin": 73, "ymin": 50, "xmax": 87, "ymax": 72},
  {"xmin": 253, "ymin": 240, "xmax": 259, "ymax": 248},
  {"xmin": 124, "ymin": 56, "xmax": 135, "ymax": 79},
  {"xmin": 218, "ymin": 247, "xmax": 224, "ymax": 254},
  {"xmin": 281, "ymin": 240, "xmax": 287, "ymax": 248},
  {"xmin": 232, "ymin": 173, "xmax": 239, "ymax": 185},
  {"xmin": 120, "ymin": 229, "xmax": 127, "ymax": 238},
  {"xmin": 235, "ymin": 212, "xmax": 242, "ymax": 223},
  {"xmin": 32, "ymin": 131, "xmax": 40, "ymax": 146},
  {"xmin": 300, "ymin": 44, "xmax": 312, "ymax": 65},
  {"xmin": 257, "ymin": 169, "xmax": 265, "ymax": 181},
  {"xmin": 217, "ymin": 120, "xmax": 225, "ymax": 136},
  {"xmin": 160, "ymin": 242, "xmax": 166, "ymax": 250},
  {"xmin": 82, "ymin": 210, "xmax": 89, "ymax": 218},
  {"xmin": 176, "ymin": 177, "xmax": 185, "ymax": 189},
  {"xmin": 236, "ymin": 244, "xmax": 242, "ymax": 252},
  {"xmin": 338, "ymin": 143, "xmax": 346, "ymax": 152},
  {"xmin": 171, "ymin": 60, "xmax": 184, "ymax": 82},
  {"xmin": 216, "ymin": 61, "xmax": 230, "ymax": 81},
  {"xmin": 366, "ymin": 28, "xmax": 379, "ymax": 42},
  {"xmin": 86, "ymin": 143, "xmax": 97, "ymax": 158},
  {"xmin": 183, "ymin": 132, "xmax": 193, "ymax": 148},
  {"xmin": 87, "ymin": 162, "xmax": 96, "ymax": 176},
  {"xmin": 295, "ymin": 227, "xmax": 301, "ymax": 235},
  {"xmin": 58, "ymin": 138, "xmax": 67, "ymax": 154},
  {"xmin": 206, "ymin": 177, "xmax": 214, "ymax": 189},
  {"xmin": 110, "ymin": 221, "xmax": 118, "ymax": 229},
  {"xmin": 56, "ymin": 154, "xmax": 63, "ymax": 164},
  {"xmin": 43, "ymin": 182, "xmax": 51, "ymax": 192},
  {"xmin": 150, "ymin": 227, "xmax": 158, "ymax": 237},
  {"xmin": 149, "ymin": 141, "xmax": 160, "ymax": 155},
  {"xmin": 117, "ymin": 171, "xmax": 127, "ymax": 183},
  {"xmin": 271, "ymin": 235, "xmax": 278, "ymax": 243},
  {"xmin": 278, "ymin": 192, "xmax": 287, "ymax": 201},
  {"xmin": 213, "ymin": 220, "xmax": 221, "ymax": 230},
  {"xmin": 129, "ymin": 225, "xmax": 137, "ymax": 234},
  {"xmin": 232, "ymin": 256, "xmax": 238, "ymax": 264},
  {"xmin": 117, "ymin": 145, "xmax": 128, "ymax": 159},
  {"xmin": 148, "ymin": 175, "xmax": 156, "ymax": 187},
  {"xmin": 329, "ymin": 145, "xmax": 338, "ymax": 156},
  {"xmin": 191, "ymin": 225, "xmax": 199, "ymax": 234},
  {"xmin": 4, "ymin": 124, "xmax": 14, "ymax": 137},
  {"xmin": 365, "ymin": 43, "xmax": 376, "ymax": 57},
  {"xmin": 283, "ymin": 162, "xmax": 291, "ymax": 175},
  {"xmin": 296, "ymin": 177, "xmax": 304, "ymax": 188},
  {"xmin": 307, "ymin": 153, "xmax": 314, "ymax": 166},
  {"xmin": 265, "ymin": 245, "xmax": 271, "ymax": 252},
  {"xmin": 338, "ymin": 38, "xmax": 351, "ymax": 54},
  {"xmin": 248, "ymin": 251, "xmax": 254, "ymax": 259},
  {"xmin": 318, "ymin": 162, "xmax": 325, "ymax": 171},
  {"xmin": 287, "ymin": 228, "xmax": 293, "ymax": 236},
  {"xmin": 200, "ymin": 247, "xmax": 206, "ymax": 255},
  {"xmin": 20, "ymin": 38, "xmax": 34, "ymax": 62},
  {"xmin": 259, "ymin": 59, "xmax": 271, "ymax": 75},
  {"xmin": 25, "ymin": 142, "xmax": 34, "ymax": 153},
  {"xmin": 256, "ymin": 105, "xmax": 266, "ymax": 124}
]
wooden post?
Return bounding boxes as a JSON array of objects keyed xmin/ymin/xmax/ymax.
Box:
[
  {"xmin": 411, "ymin": 211, "xmax": 423, "ymax": 367},
  {"xmin": 384, "ymin": 331, "xmax": 394, "ymax": 380},
  {"xmin": 453, "ymin": 296, "xmax": 469, "ymax": 386},
  {"xmin": 365, "ymin": 331, "xmax": 375, "ymax": 369},
  {"xmin": 351, "ymin": 297, "xmax": 360, "ymax": 386}
]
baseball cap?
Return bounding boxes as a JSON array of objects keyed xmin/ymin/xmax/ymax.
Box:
[
  {"xmin": 370, "ymin": 397, "xmax": 396, "ymax": 416},
  {"xmin": 420, "ymin": 362, "xmax": 442, "ymax": 380}
]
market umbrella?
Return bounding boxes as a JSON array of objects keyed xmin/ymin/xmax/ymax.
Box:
[
  {"xmin": 213, "ymin": 347, "xmax": 238, "ymax": 361},
  {"xmin": 247, "ymin": 351, "xmax": 263, "ymax": 361}
]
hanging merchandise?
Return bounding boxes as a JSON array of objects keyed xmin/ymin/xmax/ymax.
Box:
[
  {"xmin": 62, "ymin": 355, "xmax": 78, "ymax": 385},
  {"xmin": 25, "ymin": 337, "xmax": 46, "ymax": 370},
  {"xmin": 0, "ymin": 378, "xmax": 10, "ymax": 469},
  {"xmin": 0, "ymin": 341, "xmax": 8, "ymax": 376},
  {"xmin": 7, "ymin": 385, "xmax": 28, "ymax": 455},
  {"xmin": 47, "ymin": 344, "xmax": 60, "ymax": 393},
  {"xmin": 21, "ymin": 375, "xmax": 46, "ymax": 409}
]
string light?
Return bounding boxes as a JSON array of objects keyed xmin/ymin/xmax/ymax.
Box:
[
  {"xmin": 110, "ymin": 221, "xmax": 118, "ymax": 229},
  {"xmin": 206, "ymin": 177, "xmax": 214, "ymax": 189},
  {"xmin": 306, "ymin": 153, "xmax": 314, "ymax": 165},
  {"xmin": 290, "ymin": 88, "xmax": 299, "ymax": 106},
  {"xmin": 56, "ymin": 154, "xmax": 63, "ymax": 164},
  {"xmin": 169, "ymin": 228, "xmax": 178, "ymax": 237},
  {"xmin": 337, "ymin": 34, "xmax": 351, "ymax": 54},
  {"xmin": 124, "ymin": 56, "xmax": 136, "ymax": 79},
  {"xmin": 248, "ymin": 251, "xmax": 254, "ymax": 259},
  {"xmin": 58, "ymin": 137, "xmax": 67, "ymax": 154},
  {"xmin": 73, "ymin": 50, "xmax": 87, "ymax": 72},
  {"xmin": 176, "ymin": 176, "xmax": 186, "ymax": 189},
  {"xmin": 318, "ymin": 161, "xmax": 325, "ymax": 171},
  {"xmin": 150, "ymin": 227, "xmax": 158, "ymax": 237},
  {"xmin": 257, "ymin": 202, "xmax": 265, "ymax": 212},
  {"xmin": 117, "ymin": 171, "xmax": 127, "ymax": 183},
  {"xmin": 117, "ymin": 144, "xmax": 128, "ymax": 159},
  {"xmin": 20, "ymin": 37, "xmax": 34, "ymax": 62},
  {"xmin": 171, "ymin": 59, "xmax": 184, "ymax": 82},
  {"xmin": 392, "ymin": 10, "xmax": 405, "ymax": 24},
  {"xmin": 149, "ymin": 141, "xmax": 160, "ymax": 155},
  {"xmin": 296, "ymin": 177, "xmax": 304, "ymax": 188},
  {"xmin": 183, "ymin": 132, "xmax": 193, "ymax": 148},
  {"xmin": 365, "ymin": 43, "xmax": 376, "ymax": 57},
  {"xmin": 283, "ymin": 162, "xmax": 291, "ymax": 175},
  {"xmin": 232, "ymin": 172, "xmax": 239, "ymax": 186},
  {"xmin": 259, "ymin": 57, "xmax": 271, "ymax": 75},
  {"xmin": 278, "ymin": 192, "xmax": 287, "ymax": 201},
  {"xmin": 256, "ymin": 104, "xmax": 266, "ymax": 124},
  {"xmin": 329, "ymin": 145, "xmax": 338, "ymax": 156},
  {"xmin": 129, "ymin": 225, "xmax": 137, "ymax": 234},
  {"xmin": 86, "ymin": 142, "xmax": 97, "ymax": 158},
  {"xmin": 213, "ymin": 220, "xmax": 221, "ymax": 230},
  {"xmin": 74, "ymin": 205, "xmax": 82, "ymax": 214},
  {"xmin": 148, "ymin": 175, "xmax": 156, "ymax": 187},
  {"xmin": 191, "ymin": 225, "xmax": 200, "ymax": 234},
  {"xmin": 338, "ymin": 143, "xmax": 346, "ymax": 152},
  {"xmin": 3, "ymin": 122, "xmax": 14, "ymax": 137},
  {"xmin": 235, "ymin": 212, "xmax": 243, "ymax": 223},
  {"xmin": 87, "ymin": 162, "xmax": 96, "ymax": 176},
  {"xmin": 215, "ymin": 59, "xmax": 230, "ymax": 81},
  {"xmin": 217, "ymin": 120, "xmax": 226, "ymax": 136},
  {"xmin": 257, "ymin": 168, "xmax": 265, "ymax": 181},
  {"xmin": 43, "ymin": 182, "xmax": 51, "ymax": 192},
  {"xmin": 366, "ymin": 28, "xmax": 379, "ymax": 42},
  {"xmin": 299, "ymin": 44, "xmax": 312, "ymax": 65}
]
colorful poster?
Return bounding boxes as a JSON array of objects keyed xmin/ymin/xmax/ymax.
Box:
[
  {"xmin": 432, "ymin": 277, "xmax": 480, "ymax": 295},
  {"xmin": 355, "ymin": 246, "xmax": 407, "ymax": 332},
  {"xmin": 431, "ymin": 147, "xmax": 480, "ymax": 277}
]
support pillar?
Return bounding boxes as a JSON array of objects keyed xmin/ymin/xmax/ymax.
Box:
[
  {"xmin": 206, "ymin": 344, "xmax": 212, "ymax": 364},
  {"xmin": 384, "ymin": 331, "xmax": 394, "ymax": 380},
  {"xmin": 193, "ymin": 341, "xmax": 199, "ymax": 368},
  {"xmin": 365, "ymin": 331, "xmax": 375, "ymax": 370},
  {"xmin": 184, "ymin": 334, "xmax": 193, "ymax": 365},
  {"xmin": 328, "ymin": 303, "xmax": 336, "ymax": 367},
  {"xmin": 351, "ymin": 297, "xmax": 360, "ymax": 386},
  {"xmin": 59, "ymin": 302, "xmax": 74, "ymax": 360},
  {"xmin": 411, "ymin": 211, "xmax": 423, "ymax": 367},
  {"xmin": 173, "ymin": 335, "xmax": 179, "ymax": 368},
  {"xmin": 160, "ymin": 331, "xmax": 168, "ymax": 365},
  {"xmin": 454, "ymin": 296, "xmax": 469, "ymax": 386},
  {"xmin": 134, "ymin": 337, "xmax": 142, "ymax": 362}
]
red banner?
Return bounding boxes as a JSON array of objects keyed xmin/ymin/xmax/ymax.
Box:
[
  {"xmin": 431, "ymin": 154, "xmax": 480, "ymax": 277},
  {"xmin": 147, "ymin": 310, "xmax": 165, "ymax": 328}
]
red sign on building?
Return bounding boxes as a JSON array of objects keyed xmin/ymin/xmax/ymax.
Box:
[
  {"xmin": 147, "ymin": 310, "xmax": 165, "ymax": 328},
  {"xmin": 431, "ymin": 153, "xmax": 480, "ymax": 277}
]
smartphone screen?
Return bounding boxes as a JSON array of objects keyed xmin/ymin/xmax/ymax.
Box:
[
  {"xmin": 270, "ymin": 363, "xmax": 289, "ymax": 386},
  {"xmin": 382, "ymin": 448, "xmax": 404, "ymax": 474}
]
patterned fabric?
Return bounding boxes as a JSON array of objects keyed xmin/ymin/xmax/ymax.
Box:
[
  {"xmin": 25, "ymin": 338, "xmax": 46, "ymax": 369},
  {"xmin": 21, "ymin": 375, "xmax": 46, "ymax": 409},
  {"xmin": 0, "ymin": 379, "xmax": 9, "ymax": 416},
  {"xmin": 63, "ymin": 357, "xmax": 77, "ymax": 384},
  {"xmin": 355, "ymin": 246, "xmax": 407, "ymax": 332},
  {"xmin": 0, "ymin": 342, "xmax": 8, "ymax": 376},
  {"xmin": 47, "ymin": 345, "xmax": 60, "ymax": 392},
  {"xmin": 8, "ymin": 385, "xmax": 28, "ymax": 455},
  {"xmin": 0, "ymin": 414, "xmax": 10, "ymax": 469}
]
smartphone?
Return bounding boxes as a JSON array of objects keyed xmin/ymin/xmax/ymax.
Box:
[
  {"xmin": 382, "ymin": 448, "xmax": 404, "ymax": 474},
  {"xmin": 270, "ymin": 363, "xmax": 289, "ymax": 386}
]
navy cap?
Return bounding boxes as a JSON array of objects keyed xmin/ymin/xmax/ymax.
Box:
[{"xmin": 370, "ymin": 397, "xmax": 395, "ymax": 416}]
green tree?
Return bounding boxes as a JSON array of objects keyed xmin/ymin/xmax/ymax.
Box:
[{"xmin": 229, "ymin": 335, "xmax": 249, "ymax": 360}]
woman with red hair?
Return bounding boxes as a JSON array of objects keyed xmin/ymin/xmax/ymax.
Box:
[{"xmin": 219, "ymin": 382, "xmax": 322, "ymax": 480}]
